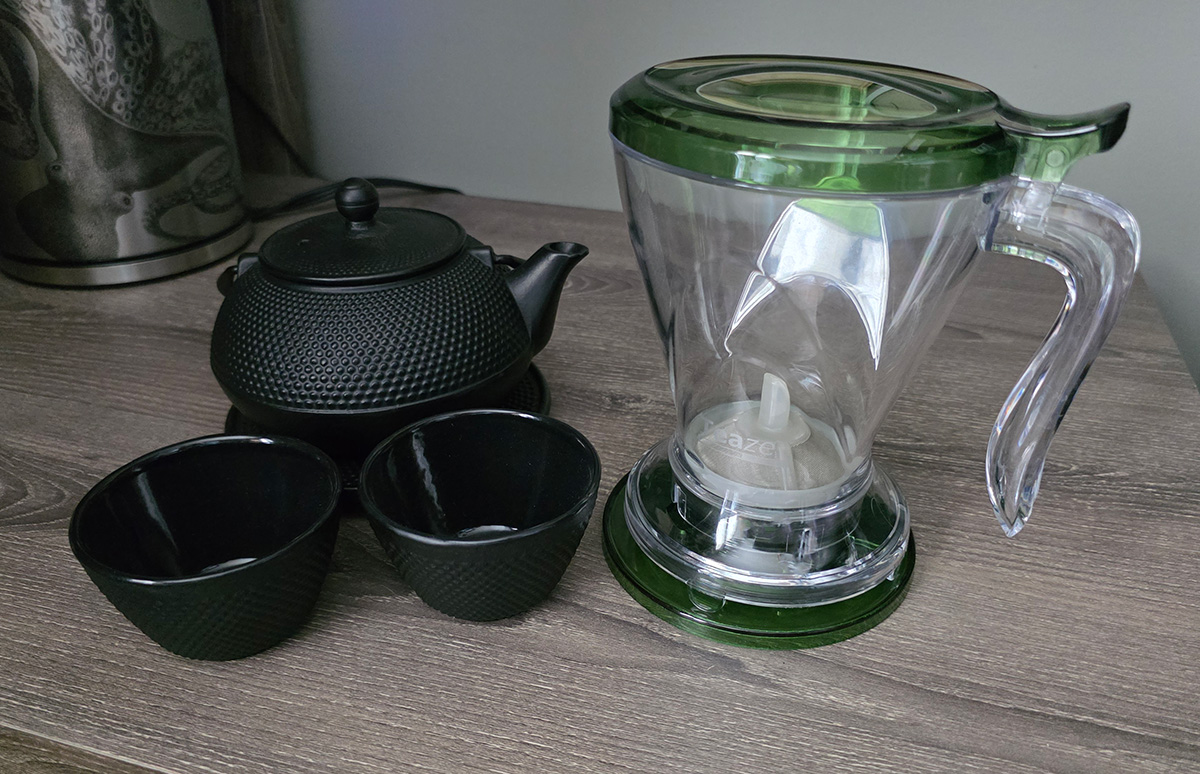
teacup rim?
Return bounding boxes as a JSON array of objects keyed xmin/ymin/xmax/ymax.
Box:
[
  {"xmin": 69, "ymin": 434, "xmax": 342, "ymax": 586},
  {"xmin": 358, "ymin": 409, "xmax": 601, "ymax": 547}
]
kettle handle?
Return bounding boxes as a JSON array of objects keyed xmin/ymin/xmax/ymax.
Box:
[
  {"xmin": 982, "ymin": 180, "xmax": 1139, "ymax": 536},
  {"xmin": 217, "ymin": 253, "xmax": 259, "ymax": 297}
]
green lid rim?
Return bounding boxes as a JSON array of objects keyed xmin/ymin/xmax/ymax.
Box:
[{"xmin": 610, "ymin": 55, "xmax": 1129, "ymax": 193}]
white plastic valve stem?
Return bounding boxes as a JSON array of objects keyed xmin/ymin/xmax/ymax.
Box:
[{"xmin": 756, "ymin": 373, "xmax": 810, "ymax": 442}]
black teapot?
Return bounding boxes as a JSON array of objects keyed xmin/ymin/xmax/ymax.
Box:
[{"xmin": 210, "ymin": 178, "xmax": 587, "ymax": 451}]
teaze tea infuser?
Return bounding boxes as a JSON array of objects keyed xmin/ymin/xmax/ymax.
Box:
[{"xmin": 603, "ymin": 56, "xmax": 1139, "ymax": 647}]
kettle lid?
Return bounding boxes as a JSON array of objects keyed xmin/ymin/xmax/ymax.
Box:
[{"xmin": 258, "ymin": 178, "xmax": 465, "ymax": 285}]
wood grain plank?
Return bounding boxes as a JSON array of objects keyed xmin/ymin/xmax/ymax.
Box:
[
  {"xmin": 0, "ymin": 185, "xmax": 1197, "ymax": 774},
  {"xmin": 0, "ymin": 727, "xmax": 160, "ymax": 774}
]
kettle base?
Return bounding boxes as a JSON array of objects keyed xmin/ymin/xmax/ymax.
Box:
[
  {"xmin": 602, "ymin": 473, "xmax": 915, "ymax": 649},
  {"xmin": 0, "ymin": 220, "xmax": 252, "ymax": 287}
]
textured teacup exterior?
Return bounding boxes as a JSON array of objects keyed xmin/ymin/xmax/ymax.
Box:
[
  {"xmin": 368, "ymin": 500, "xmax": 593, "ymax": 622},
  {"xmin": 79, "ymin": 517, "xmax": 338, "ymax": 661}
]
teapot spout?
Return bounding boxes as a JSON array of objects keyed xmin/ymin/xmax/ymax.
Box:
[{"xmin": 505, "ymin": 242, "xmax": 588, "ymax": 354}]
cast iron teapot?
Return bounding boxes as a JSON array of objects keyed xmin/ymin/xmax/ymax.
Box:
[{"xmin": 210, "ymin": 178, "xmax": 587, "ymax": 451}]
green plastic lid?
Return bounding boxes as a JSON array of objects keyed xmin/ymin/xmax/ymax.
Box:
[{"xmin": 610, "ymin": 56, "xmax": 1129, "ymax": 193}]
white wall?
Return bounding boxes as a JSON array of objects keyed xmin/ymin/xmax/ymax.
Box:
[{"xmin": 293, "ymin": 0, "xmax": 1200, "ymax": 384}]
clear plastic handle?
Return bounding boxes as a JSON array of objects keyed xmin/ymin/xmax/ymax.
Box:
[{"xmin": 983, "ymin": 179, "xmax": 1140, "ymax": 536}]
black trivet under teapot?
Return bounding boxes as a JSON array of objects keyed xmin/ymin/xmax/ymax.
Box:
[{"xmin": 210, "ymin": 178, "xmax": 587, "ymax": 452}]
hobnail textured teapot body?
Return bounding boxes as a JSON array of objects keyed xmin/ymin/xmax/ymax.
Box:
[
  {"xmin": 211, "ymin": 249, "xmax": 533, "ymax": 450},
  {"xmin": 209, "ymin": 179, "xmax": 586, "ymax": 451}
]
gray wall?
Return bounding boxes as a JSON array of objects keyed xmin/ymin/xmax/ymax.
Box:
[{"xmin": 294, "ymin": 0, "xmax": 1200, "ymax": 384}]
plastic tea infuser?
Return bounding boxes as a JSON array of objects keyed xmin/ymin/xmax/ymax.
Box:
[{"xmin": 602, "ymin": 56, "xmax": 1140, "ymax": 648}]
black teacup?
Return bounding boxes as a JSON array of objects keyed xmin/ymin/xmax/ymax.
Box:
[
  {"xmin": 360, "ymin": 410, "xmax": 601, "ymax": 621},
  {"xmin": 70, "ymin": 435, "xmax": 341, "ymax": 660}
]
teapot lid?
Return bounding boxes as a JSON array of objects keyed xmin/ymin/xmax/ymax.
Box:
[
  {"xmin": 258, "ymin": 179, "xmax": 466, "ymax": 285},
  {"xmin": 610, "ymin": 56, "xmax": 1128, "ymax": 193}
]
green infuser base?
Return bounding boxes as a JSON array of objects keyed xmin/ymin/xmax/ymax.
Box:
[{"xmin": 601, "ymin": 474, "xmax": 915, "ymax": 649}]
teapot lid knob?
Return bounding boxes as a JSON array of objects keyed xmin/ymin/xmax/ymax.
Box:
[{"xmin": 335, "ymin": 178, "xmax": 379, "ymax": 223}]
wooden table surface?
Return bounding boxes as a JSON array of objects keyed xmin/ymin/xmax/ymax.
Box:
[{"xmin": 2, "ymin": 181, "xmax": 1199, "ymax": 774}]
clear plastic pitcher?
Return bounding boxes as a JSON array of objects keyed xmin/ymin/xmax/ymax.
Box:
[{"xmin": 603, "ymin": 56, "xmax": 1139, "ymax": 646}]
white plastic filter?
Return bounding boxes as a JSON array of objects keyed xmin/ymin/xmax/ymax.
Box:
[{"xmin": 687, "ymin": 373, "xmax": 856, "ymax": 509}]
